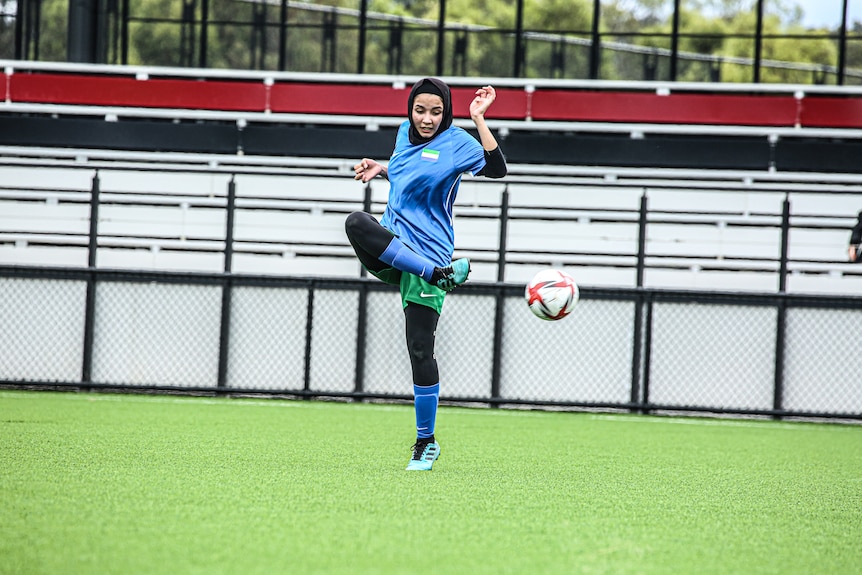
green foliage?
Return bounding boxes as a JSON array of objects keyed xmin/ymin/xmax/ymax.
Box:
[
  {"xmin": 846, "ymin": 24, "xmax": 862, "ymax": 85},
  {"xmin": 719, "ymin": 11, "xmax": 839, "ymax": 83},
  {"xmin": 523, "ymin": 0, "xmax": 592, "ymax": 32},
  {"xmin": 26, "ymin": 0, "xmax": 67, "ymax": 61},
  {"xmin": 127, "ymin": 0, "xmax": 188, "ymax": 67}
]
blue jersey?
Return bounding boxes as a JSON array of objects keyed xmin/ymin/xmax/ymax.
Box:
[{"xmin": 381, "ymin": 121, "xmax": 486, "ymax": 267}]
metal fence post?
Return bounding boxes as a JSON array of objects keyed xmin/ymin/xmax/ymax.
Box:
[
  {"xmin": 357, "ymin": 0, "xmax": 368, "ymax": 74},
  {"xmin": 278, "ymin": 0, "xmax": 288, "ymax": 71},
  {"xmin": 120, "ymin": 0, "xmax": 129, "ymax": 64},
  {"xmin": 753, "ymin": 0, "xmax": 764, "ymax": 83},
  {"xmin": 496, "ymin": 185, "xmax": 510, "ymax": 284},
  {"xmin": 198, "ymin": 0, "xmax": 209, "ymax": 69},
  {"xmin": 303, "ymin": 283, "xmax": 315, "ymax": 396},
  {"xmin": 588, "ymin": 0, "xmax": 601, "ymax": 79},
  {"xmin": 838, "ymin": 0, "xmax": 849, "ymax": 85},
  {"xmin": 641, "ymin": 296, "xmax": 654, "ymax": 414},
  {"xmin": 514, "ymin": 0, "xmax": 525, "ymax": 78},
  {"xmin": 778, "ymin": 193, "xmax": 790, "ymax": 292},
  {"xmin": 216, "ymin": 175, "xmax": 237, "ymax": 391},
  {"xmin": 636, "ymin": 191, "xmax": 648, "ymax": 287},
  {"xmin": 352, "ymin": 183, "xmax": 374, "ymax": 397},
  {"xmin": 435, "ymin": 0, "xmax": 446, "ymax": 76},
  {"xmin": 773, "ymin": 194, "xmax": 791, "ymax": 416},
  {"xmin": 490, "ymin": 185, "xmax": 510, "ymax": 404},
  {"xmin": 81, "ymin": 170, "xmax": 100, "ymax": 385},
  {"xmin": 669, "ymin": 0, "xmax": 681, "ymax": 81},
  {"xmin": 630, "ymin": 191, "xmax": 648, "ymax": 410}
]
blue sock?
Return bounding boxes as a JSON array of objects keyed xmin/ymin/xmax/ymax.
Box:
[
  {"xmin": 414, "ymin": 383, "xmax": 440, "ymax": 439},
  {"xmin": 380, "ymin": 238, "xmax": 436, "ymax": 282}
]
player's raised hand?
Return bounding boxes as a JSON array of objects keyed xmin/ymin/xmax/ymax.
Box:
[
  {"xmin": 354, "ymin": 158, "xmax": 383, "ymax": 183},
  {"xmin": 470, "ymin": 85, "xmax": 496, "ymax": 120}
]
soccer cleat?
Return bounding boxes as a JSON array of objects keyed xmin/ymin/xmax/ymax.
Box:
[
  {"xmin": 406, "ymin": 438, "xmax": 441, "ymax": 471},
  {"xmin": 435, "ymin": 258, "xmax": 471, "ymax": 292}
]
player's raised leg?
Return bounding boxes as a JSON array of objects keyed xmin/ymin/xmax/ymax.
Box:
[{"xmin": 345, "ymin": 211, "xmax": 470, "ymax": 291}]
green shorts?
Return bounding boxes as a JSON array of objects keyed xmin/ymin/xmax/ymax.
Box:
[{"xmin": 368, "ymin": 267, "xmax": 446, "ymax": 314}]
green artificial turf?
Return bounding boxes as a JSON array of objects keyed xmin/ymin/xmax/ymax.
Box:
[{"xmin": 1, "ymin": 390, "xmax": 860, "ymax": 575}]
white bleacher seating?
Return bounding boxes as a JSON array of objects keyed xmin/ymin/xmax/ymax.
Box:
[{"xmin": 1, "ymin": 147, "xmax": 861, "ymax": 295}]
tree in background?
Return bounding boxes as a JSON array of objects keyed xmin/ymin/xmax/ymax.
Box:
[
  {"xmin": 2, "ymin": 0, "xmax": 67, "ymax": 61},
  {"xmin": 622, "ymin": 0, "xmax": 843, "ymax": 82},
  {"xmin": 847, "ymin": 22, "xmax": 862, "ymax": 85},
  {"xmin": 0, "ymin": 0, "xmax": 16, "ymax": 57},
  {"xmin": 128, "ymin": 0, "xmax": 193, "ymax": 67}
]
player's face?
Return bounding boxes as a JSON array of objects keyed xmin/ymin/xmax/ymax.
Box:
[{"xmin": 411, "ymin": 93, "xmax": 445, "ymax": 139}]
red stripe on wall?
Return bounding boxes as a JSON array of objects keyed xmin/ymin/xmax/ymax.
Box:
[
  {"xmin": 449, "ymin": 87, "xmax": 529, "ymax": 120},
  {"xmin": 268, "ymin": 84, "xmax": 530, "ymax": 119},
  {"xmin": 529, "ymin": 90, "xmax": 799, "ymax": 126},
  {"xmin": 800, "ymin": 96, "xmax": 862, "ymax": 128},
  {"xmin": 269, "ymin": 83, "xmax": 409, "ymax": 115},
  {"xmin": 10, "ymin": 73, "xmax": 267, "ymax": 111},
  {"xmin": 7, "ymin": 71, "xmax": 862, "ymax": 129}
]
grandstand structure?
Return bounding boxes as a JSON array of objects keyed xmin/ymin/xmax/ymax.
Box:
[
  {"xmin": 1, "ymin": 60, "xmax": 861, "ymax": 419},
  {"xmin": 2, "ymin": 59, "xmax": 862, "ymax": 293}
]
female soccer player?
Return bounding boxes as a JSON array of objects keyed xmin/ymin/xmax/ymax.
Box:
[{"xmin": 344, "ymin": 77, "xmax": 507, "ymax": 471}]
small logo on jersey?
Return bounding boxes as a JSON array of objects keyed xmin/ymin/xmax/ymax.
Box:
[
  {"xmin": 419, "ymin": 292, "xmax": 436, "ymax": 298},
  {"xmin": 421, "ymin": 148, "xmax": 440, "ymax": 162}
]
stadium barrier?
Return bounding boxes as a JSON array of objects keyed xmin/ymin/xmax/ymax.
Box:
[
  {"xmin": 3, "ymin": 60, "xmax": 862, "ymax": 128},
  {"xmin": 2, "ymin": 148, "xmax": 861, "ymax": 290},
  {"xmin": 4, "ymin": 62, "xmax": 862, "ymax": 177},
  {"xmin": 1, "ymin": 149, "xmax": 861, "ymax": 420}
]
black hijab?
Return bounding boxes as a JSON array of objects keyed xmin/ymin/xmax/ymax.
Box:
[{"xmin": 407, "ymin": 77, "xmax": 453, "ymax": 145}]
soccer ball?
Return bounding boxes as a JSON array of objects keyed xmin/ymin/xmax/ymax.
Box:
[{"xmin": 525, "ymin": 269, "xmax": 579, "ymax": 321}]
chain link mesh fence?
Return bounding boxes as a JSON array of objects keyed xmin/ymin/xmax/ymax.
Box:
[
  {"xmin": 91, "ymin": 280, "xmax": 222, "ymax": 387},
  {"xmin": 436, "ymin": 293, "xmax": 499, "ymax": 399},
  {"xmin": 1, "ymin": 269, "xmax": 860, "ymax": 420},
  {"xmin": 647, "ymin": 301, "xmax": 778, "ymax": 412},
  {"xmin": 227, "ymin": 284, "xmax": 309, "ymax": 391},
  {"xmin": 362, "ymin": 289, "xmax": 413, "ymax": 396},
  {"xmin": 783, "ymin": 306, "xmax": 862, "ymax": 415},
  {"xmin": 499, "ymin": 295, "xmax": 636, "ymax": 405},
  {"xmin": 308, "ymin": 286, "xmax": 361, "ymax": 395},
  {"xmin": 0, "ymin": 276, "xmax": 86, "ymax": 382}
]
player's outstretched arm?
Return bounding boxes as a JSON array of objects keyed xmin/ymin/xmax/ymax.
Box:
[
  {"xmin": 470, "ymin": 85, "xmax": 507, "ymax": 179},
  {"xmin": 470, "ymin": 86, "xmax": 500, "ymax": 152}
]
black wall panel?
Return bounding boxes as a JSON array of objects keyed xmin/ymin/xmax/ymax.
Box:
[
  {"xmin": 774, "ymin": 138, "xmax": 862, "ymax": 173},
  {"xmin": 499, "ymin": 132, "xmax": 772, "ymax": 170},
  {"xmin": 0, "ymin": 114, "xmax": 858, "ymax": 173},
  {"xmin": 0, "ymin": 116, "xmax": 238, "ymax": 153},
  {"xmin": 241, "ymin": 124, "xmax": 397, "ymax": 158}
]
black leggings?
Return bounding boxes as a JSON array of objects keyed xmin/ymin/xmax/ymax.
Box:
[
  {"xmin": 405, "ymin": 303, "xmax": 440, "ymax": 387},
  {"xmin": 344, "ymin": 211, "xmax": 394, "ymax": 274},
  {"xmin": 344, "ymin": 211, "xmax": 440, "ymax": 387}
]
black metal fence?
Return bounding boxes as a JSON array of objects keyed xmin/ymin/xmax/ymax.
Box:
[
  {"xmin": 3, "ymin": 264, "xmax": 861, "ymax": 420},
  {"xmin": 3, "ymin": 0, "xmax": 862, "ymax": 84},
  {"xmin": 2, "ymin": 164, "xmax": 861, "ymax": 420}
]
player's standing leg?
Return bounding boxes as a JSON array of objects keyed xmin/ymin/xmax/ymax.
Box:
[{"xmin": 404, "ymin": 303, "xmax": 442, "ymax": 471}]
